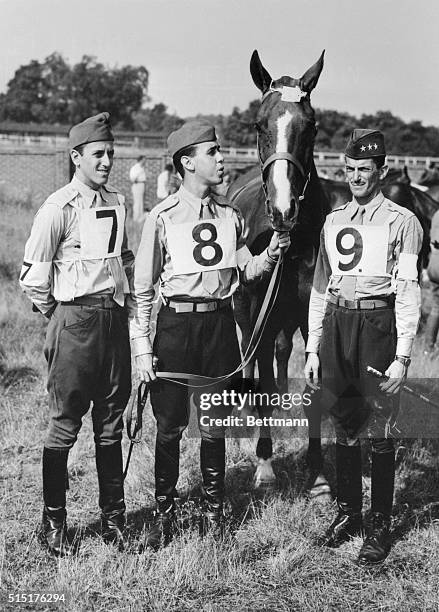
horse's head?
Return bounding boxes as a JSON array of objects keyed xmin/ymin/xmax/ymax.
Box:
[{"xmin": 250, "ymin": 50, "xmax": 324, "ymax": 231}]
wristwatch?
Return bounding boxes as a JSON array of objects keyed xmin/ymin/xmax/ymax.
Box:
[{"xmin": 395, "ymin": 355, "xmax": 411, "ymax": 367}]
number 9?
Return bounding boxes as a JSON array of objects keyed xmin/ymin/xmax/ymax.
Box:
[{"xmin": 336, "ymin": 227, "xmax": 363, "ymax": 271}]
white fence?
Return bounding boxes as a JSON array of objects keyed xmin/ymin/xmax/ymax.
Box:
[{"xmin": 221, "ymin": 147, "xmax": 439, "ymax": 170}]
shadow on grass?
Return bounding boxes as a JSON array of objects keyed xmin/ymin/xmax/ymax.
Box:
[
  {"xmin": 0, "ymin": 364, "xmax": 39, "ymax": 389},
  {"xmin": 392, "ymin": 438, "xmax": 439, "ymax": 541}
]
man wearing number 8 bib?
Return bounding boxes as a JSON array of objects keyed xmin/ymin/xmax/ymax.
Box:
[
  {"xmin": 304, "ymin": 129, "xmax": 423, "ymax": 565},
  {"xmin": 20, "ymin": 113, "xmax": 134, "ymax": 556},
  {"xmin": 129, "ymin": 120, "xmax": 289, "ymax": 549}
]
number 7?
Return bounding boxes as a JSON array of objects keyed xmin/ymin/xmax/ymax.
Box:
[
  {"xmin": 96, "ymin": 210, "xmax": 118, "ymax": 253},
  {"xmin": 20, "ymin": 262, "xmax": 32, "ymax": 281}
]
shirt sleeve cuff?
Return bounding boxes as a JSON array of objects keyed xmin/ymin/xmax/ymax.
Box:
[
  {"xmin": 264, "ymin": 248, "xmax": 277, "ymax": 268},
  {"xmin": 131, "ymin": 336, "xmax": 153, "ymax": 356},
  {"xmin": 306, "ymin": 336, "xmax": 321, "ymax": 353},
  {"xmin": 396, "ymin": 337, "xmax": 414, "ymax": 357}
]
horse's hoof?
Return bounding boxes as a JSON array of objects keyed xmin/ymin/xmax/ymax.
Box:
[
  {"xmin": 307, "ymin": 473, "xmax": 332, "ymax": 504},
  {"xmin": 254, "ymin": 458, "xmax": 276, "ymax": 489}
]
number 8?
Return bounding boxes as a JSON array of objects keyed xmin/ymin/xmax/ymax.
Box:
[{"xmin": 192, "ymin": 222, "xmax": 223, "ymax": 267}]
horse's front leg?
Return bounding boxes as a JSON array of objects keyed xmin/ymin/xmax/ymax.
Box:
[
  {"xmin": 253, "ymin": 329, "xmax": 278, "ymax": 488},
  {"xmin": 233, "ymin": 287, "xmax": 257, "ymax": 381},
  {"xmin": 275, "ymin": 326, "xmax": 294, "ymax": 393},
  {"xmin": 298, "ymin": 320, "xmax": 332, "ymax": 503}
]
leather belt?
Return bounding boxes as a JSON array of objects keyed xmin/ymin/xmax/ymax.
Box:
[
  {"xmin": 327, "ymin": 293, "xmax": 392, "ymax": 310},
  {"xmin": 163, "ymin": 297, "xmax": 232, "ymax": 313},
  {"xmin": 60, "ymin": 295, "xmax": 119, "ymax": 309}
]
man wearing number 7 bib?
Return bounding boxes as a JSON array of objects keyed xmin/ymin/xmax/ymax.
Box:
[
  {"xmin": 129, "ymin": 120, "xmax": 290, "ymax": 549},
  {"xmin": 304, "ymin": 129, "xmax": 423, "ymax": 564},
  {"xmin": 20, "ymin": 113, "xmax": 134, "ymax": 556}
]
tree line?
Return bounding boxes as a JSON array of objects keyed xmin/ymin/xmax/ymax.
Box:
[{"xmin": 1, "ymin": 53, "xmax": 438, "ymax": 156}]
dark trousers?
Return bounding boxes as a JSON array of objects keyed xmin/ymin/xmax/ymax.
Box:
[
  {"xmin": 43, "ymin": 303, "xmax": 131, "ymax": 449},
  {"xmin": 320, "ymin": 303, "xmax": 397, "ymax": 515},
  {"xmin": 150, "ymin": 305, "xmax": 241, "ymax": 503},
  {"xmin": 320, "ymin": 303, "xmax": 398, "ymax": 441}
]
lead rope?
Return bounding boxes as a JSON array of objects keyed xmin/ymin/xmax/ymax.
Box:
[{"xmin": 123, "ymin": 252, "xmax": 284, "ymax": 478}]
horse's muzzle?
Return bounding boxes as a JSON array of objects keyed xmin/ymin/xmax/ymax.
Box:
[{"xmin": 268, "ymin": 207, "xmax": 296, "ymax": 232}]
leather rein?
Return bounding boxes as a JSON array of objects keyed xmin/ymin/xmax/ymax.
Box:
[{"xmin": 257, "ymin": 87, "xmax": 311, "ymax": 213}]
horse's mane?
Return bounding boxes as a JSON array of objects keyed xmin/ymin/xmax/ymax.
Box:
[
  {"xmin": 383, "ymin": 167, "xmax": 410, "ymax": 185},
  {"xmin": 410, "ymin": 187, "xmax": 439, "ymax": 222}
]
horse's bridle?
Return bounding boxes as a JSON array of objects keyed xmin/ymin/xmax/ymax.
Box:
[{"xmin": 257, "ymin": 87, "xmax": 312, "ymax": 213}]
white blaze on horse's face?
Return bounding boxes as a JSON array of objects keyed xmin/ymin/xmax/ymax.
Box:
[{"xmin": 272, "ymin": 110, "xmax": 293, "ymax": 217}]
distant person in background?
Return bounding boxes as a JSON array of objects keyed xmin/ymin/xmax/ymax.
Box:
[
  {"xmin": 156, "ymin": 163, "xmax": 178, "ymax": 200},
  {"xmin": 425, "ymin": 209, "xmax": 439, "ymax": 352},
  {"xmin": 129, "ymin": 155, "xmax": 147, "ymax": 222}
]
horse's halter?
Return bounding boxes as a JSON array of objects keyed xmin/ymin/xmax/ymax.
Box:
[{"xmin": 257, "ymin": 85, "xmax": 312, "ymax": 225}]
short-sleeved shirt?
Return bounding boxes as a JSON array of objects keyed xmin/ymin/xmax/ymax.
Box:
[{"xmin": 129, "ymin": 162, "xmax": 146, "ymax": 184}]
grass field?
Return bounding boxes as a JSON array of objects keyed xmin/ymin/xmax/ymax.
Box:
[{"xmin": 1, "ymin": 186, "xmax": 439, "ymax": 611}]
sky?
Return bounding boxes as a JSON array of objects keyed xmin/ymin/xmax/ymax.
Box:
[{"xmin": 0, "ymin": 0, "xmax": 438, "ymax": 125}]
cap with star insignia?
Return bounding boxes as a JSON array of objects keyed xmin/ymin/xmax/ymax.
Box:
[{"xmin": 344, "ymin": 129, "xmax": 386, "ymax": 159}]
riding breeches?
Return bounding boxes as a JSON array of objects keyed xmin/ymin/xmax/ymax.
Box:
[
  {"xmin": 43, "ymin": 301, "xmax": 131, "ymax": 449},
  {"xmin": 319, "ymin": 302, "xmax": 400, "ymax": 442}
]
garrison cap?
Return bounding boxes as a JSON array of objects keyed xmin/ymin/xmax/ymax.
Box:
[
  {"xmin": 69, "ymin": 112, "xmax": 114, "ymax": 150},
  {"xmin": 167, "ymin": 120, "xmax": 217, "ymax": 158},
  {"xmin": 345, "ymin": 129, "xmax": 386, "ymax": 159}
]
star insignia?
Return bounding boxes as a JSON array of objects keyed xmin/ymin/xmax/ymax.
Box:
[
  {"xmin": 373, "ymin": 143, "xmax": 378, "ymax": 149},
  {"xmin": 368, "ymin": 143, "xmax": 373, "ymax": 150},
  {"xmin": 360, "ymin": 145, "xmax": 366, "ymax": 152}
]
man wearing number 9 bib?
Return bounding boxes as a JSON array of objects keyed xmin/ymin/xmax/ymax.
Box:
[
  {"xmin": 20, "ymin": 113, "xmax": 134, "ymax": 556},
  {"xmin": 129, "ymin": 120, "xmax": 290, "ymax": 549},
  {"xmin": 304, "ymin": 129, "xmax": 423, "ymax": 564}
]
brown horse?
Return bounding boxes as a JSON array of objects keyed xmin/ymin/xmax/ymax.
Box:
[
  {"xmin": 231, "ymin": 76, "xmax": 439, "ymax": 488},
  {"xmin": 229, "ymin": 51, "xmax": 330, "ymax": 490}
]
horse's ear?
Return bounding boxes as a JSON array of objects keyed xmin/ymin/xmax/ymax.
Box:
[
  {"xmin": 250, "ymin": 50, "xmax": 272, "ymax": 94},
  {"xmin": 403, "ymin": 166, "xmax": 411, "ymax": 182},
  {"xmin": 300, "ymin": 50, "xmax": 325, "ymax": 93}
]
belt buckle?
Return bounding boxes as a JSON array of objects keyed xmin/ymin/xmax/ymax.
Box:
[{"xmin": 175, "ymin": 302, "xmax": 193, "ymax": 313}]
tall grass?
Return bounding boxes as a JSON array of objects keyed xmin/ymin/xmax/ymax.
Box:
[{"xmin": 1, "ymin": 190, "xmax": 439, "ymax": 611}]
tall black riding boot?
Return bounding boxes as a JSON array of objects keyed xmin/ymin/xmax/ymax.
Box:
[
  {"xmin": 95, "ymin": 443, "xmax": 126, "ymax": 550},
  {"xmin": 318, "ymin": 443, "xmax": 363, "ymax": 547},
  {"xmin": 200, "ymin": 438, "xmax": 226, "ymax": 536},
  {"xmin": 42, "ymin": 447, "xmax": 73, "ymax": 557},
  {"xmin": 358, "ymin": 449, "xmax": 395, "ymax": 565},
  {"xmin": 143, "ymin": 436, "xmax": 180, "ymax": 551}
]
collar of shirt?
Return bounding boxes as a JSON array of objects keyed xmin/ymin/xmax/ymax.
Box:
[
  {"xmin": 349, "ymin": 191, "xmax": 385, "ymax": 222},
  {"xmin": 178, "ymin": 184, "xmax": 215, "ymax": 217},
  {"xmin": 71, "ymin": 175, "xmax": 108, "ymax": 208}
]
